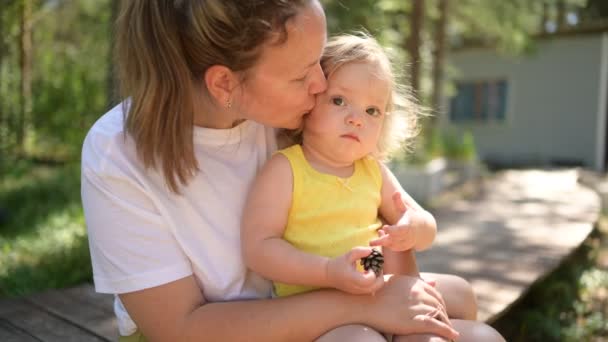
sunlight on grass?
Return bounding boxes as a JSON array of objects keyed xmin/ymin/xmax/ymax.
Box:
[
  {"xmin": 1, "ymin": 204, "xmax": 85, "ymax": 267},
  {"xmin": 0, "ymin": 162, "xmax": 92, "ymax": 297}
]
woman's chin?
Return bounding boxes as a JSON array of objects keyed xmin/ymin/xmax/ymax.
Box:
[{"xmin": 281, "ymin": 117, "xmax": 304, "ymax": 130}]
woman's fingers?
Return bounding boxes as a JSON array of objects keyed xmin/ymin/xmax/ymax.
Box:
[
  {"xmin": 428, "ymin": 303, "xmax": 451, "ymax": 328},
  {"xmin": 411, "ymin": 312, "xmax": 460, "ymax": 340},
  {"xmin": 421, "ymin": 276, "xmax": 437, "ymax": 287},
  {"xmin": 421, "ymin": 281, "xmax": 448, "ymax": 314}
]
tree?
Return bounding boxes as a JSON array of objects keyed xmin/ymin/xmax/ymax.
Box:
[
  {"xmin": 406, "ymin": 0, "xmax": 424, "ymax": 95},
  {"xmin": 18, "ymin": 0, "xmax": 33, "ymax": 154},
  {"xmin": 0, "ymin": 0, "xmax": 25, "ymax": 157},
  {"xmin": 106, "ymin": 0, "xmax": 119, "ymax": 109},
  {"xmin": 0, "ymin": 1, "xmax": 7, "ymax": 153},
  {"xmin": 579, "ymin": 0, "xmax": 608, "ymax": 22},
  {"xmin": 557, "ymin": 0, "xmax": 567, "ymax": 30},
  {"xmin": 431, "ymin": 0, "xmax": 448, "ymax": 115}
]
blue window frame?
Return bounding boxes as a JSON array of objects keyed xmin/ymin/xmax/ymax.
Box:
[{"xmin": 449, "ymin": 80, "xmax": 508, "ymax": 123}]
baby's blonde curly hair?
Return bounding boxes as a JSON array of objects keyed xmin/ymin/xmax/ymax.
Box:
[{"xmin": 320, "ymin": 32, "xmax": 422, "ymax": 160}]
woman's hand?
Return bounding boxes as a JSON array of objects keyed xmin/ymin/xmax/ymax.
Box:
[
  {"xmin": 325, "ymin": 247, "xmax": 384, "ymax": 295},
  {"xmin": 363, "ymin": 274, "xmax": 460, "ymax": 340}
]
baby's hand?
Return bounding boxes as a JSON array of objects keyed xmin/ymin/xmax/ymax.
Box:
[
  {"xmin": 325, "ymin": 247, "xmax": 384, "ymax": 295},
  {"xmin": 370, "ymin": 192, "xmax": 418, "ymax": 252}
]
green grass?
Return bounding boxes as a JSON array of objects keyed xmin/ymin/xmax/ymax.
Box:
[
  {"xmin": 492, "ymin": 216, "xmax": 608, "ymax": 341},
  {"xmin": 0, "ymin": 160, "xmax": 92, "ymax": 297}
]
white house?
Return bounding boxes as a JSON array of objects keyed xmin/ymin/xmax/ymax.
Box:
[{"xmin": 443, "ymin": 26, "xmax": 608, "ymax": 172}]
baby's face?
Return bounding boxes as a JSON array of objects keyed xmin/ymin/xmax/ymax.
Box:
[{"xmin": 303, "ymin": 61, "xmax": 390, "ymax": 164}]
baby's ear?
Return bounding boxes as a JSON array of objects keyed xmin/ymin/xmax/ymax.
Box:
[{"xmin": 204, "ymin": 65, "xmax": 239, "ymax": 107}]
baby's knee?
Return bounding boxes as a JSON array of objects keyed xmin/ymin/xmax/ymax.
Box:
[
  {"xmin": 393, "ymin": 334, "xmax": 448, "ymax": 342},
  {"xmin": 465, "ymin": 323, "xmax": 505, "ymax": 342},
  {"xmin": 446, "ymin": 275, "xmax": 477, "ymax": 320},
  {"xmin": 315, "ymin": 324, "xmax": 386, "ymax": 342},
  {"xmin": 451, "ymin": 320, "xmax": 505, "ymax": 342}
]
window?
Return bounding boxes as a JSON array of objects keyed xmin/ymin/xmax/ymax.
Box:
[{"xmin": 449, "ymin": 80, "xmax": 508, "ymax": 123}]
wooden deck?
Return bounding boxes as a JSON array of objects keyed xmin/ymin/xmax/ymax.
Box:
[
  {"xmin": 0, "ymin": 169, "xmax": 601, "ymax": 341},
  {"xmin": 0, "ymin": 284, "xmax": 116, "ymax": 341}
]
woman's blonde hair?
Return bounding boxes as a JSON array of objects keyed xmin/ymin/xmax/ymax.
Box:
[
  {"xmin": 320, "ymin": 33, "xmax": 422, "ymax": 160},
  {"xmin": 116, "ymin": 0, "xmax": 310, "ymax": 193}
]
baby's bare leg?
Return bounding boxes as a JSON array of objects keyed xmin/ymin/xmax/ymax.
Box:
[
  {"xmin": 393, "ymin": 334, "xmax": 447, "ymax": 342},
  {"xmin": 315, "ymin": 324, "xmax": 387, "ymax": 342}
]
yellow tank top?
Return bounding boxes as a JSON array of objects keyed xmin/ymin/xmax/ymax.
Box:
[{"xmin": 274, "ymin": 145, "xmax": 383, "ymax": 297}]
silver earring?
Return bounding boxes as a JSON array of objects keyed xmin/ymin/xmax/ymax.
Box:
[{"xmin": 226, "ymin": 99, "xmax": 232, "ymax": 109}]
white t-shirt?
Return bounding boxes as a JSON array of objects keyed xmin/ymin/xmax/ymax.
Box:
[{"xmin": 81, "ymin": 103, "xmax": 276, "ymax": 335}]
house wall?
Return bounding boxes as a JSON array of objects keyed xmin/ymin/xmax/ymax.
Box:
[{"xmin": 445, "ymin": 33, "xmax": 608, "ymax": 170}]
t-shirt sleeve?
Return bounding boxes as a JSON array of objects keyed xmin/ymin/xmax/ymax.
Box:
[{"xmin": 81, "ymin": 133, "xmax": 192, "ymax": 294}]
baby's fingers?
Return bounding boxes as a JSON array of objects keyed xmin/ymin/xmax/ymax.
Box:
[
  {"xmin": 350, "ymin": 272, "xmax": 383, "ymax": 294},
  {"xmin": 369, "ymin": 234, "xmax": 391, "ymax": 247},
  {"xmin": 347, "ymin": 246, "xmax": 374, "ymax": 263}
]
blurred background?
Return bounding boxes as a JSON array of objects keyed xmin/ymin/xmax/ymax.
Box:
[{"xmin": 1, "ymin": 0, "xmax": 608, "ymax": 340}]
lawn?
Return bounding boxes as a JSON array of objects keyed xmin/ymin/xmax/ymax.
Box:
[{"xmin": 0, "ymin": 160, "xmax": 92, "ymax": 297}]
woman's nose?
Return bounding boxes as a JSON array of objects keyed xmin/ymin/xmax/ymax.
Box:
[{"xmin": 309, "ymin": 63, "xmax": 327, "ymax": 95}]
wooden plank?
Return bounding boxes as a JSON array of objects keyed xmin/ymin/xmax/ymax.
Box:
[
  {"xmin": 0, "ymin": 297, "xmax": 107, "ymax": 342},
  {"xmin": 0, "ymin": 319, "xmax": 41, "ymax": 342},
  {"xmin": 26, "ymin": 287, "xmax": 117, "ymax": 341},
  {"xmin": 62, "ymin": 284, "xmax": 114, "ymax": 315},
  {"xmin": 0, "ymin": 297, "xmax": 28, "ymax": 315}
]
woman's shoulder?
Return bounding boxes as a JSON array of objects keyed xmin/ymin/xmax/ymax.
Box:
[{"xmin": 81, "ymin": 102, "xmax": 136, "ymax": 176}]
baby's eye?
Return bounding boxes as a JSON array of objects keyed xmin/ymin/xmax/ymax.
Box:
[
  {"xmin": 331, "ymin": 96, "xmax": 345, "ymax": 106},
  {"xmin": 366, "ymin": 107, "xmax": 382, "ymax": 117}
]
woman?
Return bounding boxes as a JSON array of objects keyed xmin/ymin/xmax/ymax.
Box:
[{"xmin": 81, "ymin": 1, "xmax": 499, "ymax": 340}]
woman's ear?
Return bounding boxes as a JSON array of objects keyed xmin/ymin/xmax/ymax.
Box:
[{"xmin": 204, "ymin": 65, "xmax": 239, "ymax": 107}]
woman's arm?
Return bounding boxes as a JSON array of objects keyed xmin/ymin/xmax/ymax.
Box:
[{"xmin": 120, "ymin": 274, "xmax": 460, "ymax": 341}]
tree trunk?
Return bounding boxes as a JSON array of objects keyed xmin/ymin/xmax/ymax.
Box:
[
  {"xmin": 18, "ymin": 0, "xmax": 32, "ymax": 156},
  {"xmin": 0, "ymin": 3, "xmax": 5, "ymax": 153},
  {"xmin": 431, "ymin": 0, "xmax": 448, "ymax": 121},
  {"xmin": 541, "ymin": 2, "xmax": 549, "ymax": 33},
  {"xmin": 106, "ymin": 0, "xmax": 119, "ymax": 110},
  {"xmin": 406, "ymin": 0, "xmax": 424, "ymax": 96},
  {"xmin": 557, "ymin": 1, "xmax": 567, "ymax": 31}
]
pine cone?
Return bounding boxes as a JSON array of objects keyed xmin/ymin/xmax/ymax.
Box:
[{"xmin": 360, "ymin": 249, "xmax": 384, "ymax": 276}]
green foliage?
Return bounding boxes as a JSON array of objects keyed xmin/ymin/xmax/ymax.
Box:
[
  {"xmin": 443, "ymin": 130, "xmax": 477, "ymax": 161},
  {"xmin": 493, "ymin": 219, "xmax": 608, "ymax": 341},
  {"xmin": 30, "ymin": 0, "xmax": 111, "ymax": 159},
  {"xmin": 393, "ymin": 129, "xmax": 478, "ymax": 165},
  {"xmin": 0, "ymin": 0, "xmax": 111, "ymax": 161},
  {"xmin": 426, "ymin": 128, "xmax": 444, "ymax": 159},
  {"xmin": 0, "ymin": 162, "xmax": 91, "ymax": 297},
  {"xmin": 322, "ymin": 0, "xmax": 388, "ymax": 35}
]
